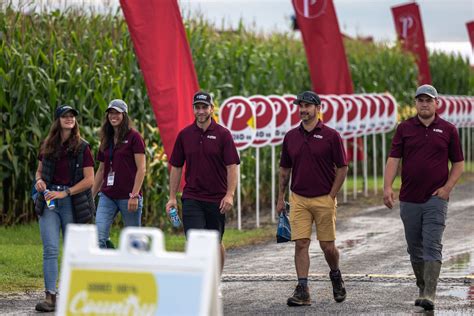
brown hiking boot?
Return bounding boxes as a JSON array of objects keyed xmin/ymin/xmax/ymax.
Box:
[
  {"xmin": 287, "ymin": 284, "xmax": 311, "ymax": 306},
  {"xmin": 330, "ymin": 269, "xmax": 347, "ymax": 303},
  {"xmin": 35, "ymin": 291, "xmax": 56, "ymax": 312}
]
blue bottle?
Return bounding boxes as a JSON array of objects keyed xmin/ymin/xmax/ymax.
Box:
[
  {"xmin": 43, "ymin": 190, "xmax": 55, "ymax": 210},
  {"xmin": 169, "ymin": 207, "xmax": 182, "ymax": 228}
]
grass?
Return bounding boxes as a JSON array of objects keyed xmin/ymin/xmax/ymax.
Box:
[{"xmin": 0, "ymin": 224, "xmax": 274, "ymax": 293}]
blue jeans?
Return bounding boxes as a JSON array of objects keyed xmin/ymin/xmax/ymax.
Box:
[
  {"xmin": 38, "ymin": 195, "xmax": 74, "ymax": 294},
  {"xmin": 95, "ymin": 192, "xmax": 143, "ymax": 248}
]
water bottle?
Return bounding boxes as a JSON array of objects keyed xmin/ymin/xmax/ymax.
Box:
[
  {"xmin": 169, "ymin": 207, "xmax": 182, "ymax": 228},
  {"xmin": 43, "ymin": 190, "xmax": 55, "ymax": 210}
]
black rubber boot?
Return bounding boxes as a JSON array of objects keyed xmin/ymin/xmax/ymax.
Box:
[
  {"xmin": 411, "ymin": 261, "xmax": 424, "ymax": 306},
  {"xmin": 419, "ymin": 261, "xmax": 442, "ymax": 311}
]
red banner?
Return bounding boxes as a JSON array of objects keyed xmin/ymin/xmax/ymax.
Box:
[
  {"xmin": 467, "ymin": 21, "xmax": 474, "ymax": 50},
  {"xmin": 391, "ymin": 3, "xmax": 431, "ymax": 84},
  {"xmin": 120, "ymin": 0, "xmax": 199, "ymax": 160},
  {"xmin": 292, "ymin": 0, "xmax": 354, "ymax": 94}
]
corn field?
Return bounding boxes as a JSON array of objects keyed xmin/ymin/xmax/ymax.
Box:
[{"xmin": 1, "ymin": 7, "xmax": 472, "ymax": 226}]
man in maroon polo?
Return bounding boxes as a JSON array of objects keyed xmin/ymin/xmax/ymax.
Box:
[
  {"xmin": 166, "ymin": 91, "xmax": 240, "ymax": 280},
  {"xmin": 384, "ymin": 84, "xmax": 464, "ymax": 311},
  {"xmin": 277, "ymin": 91, "xmax": 348, "ymax": 306}
]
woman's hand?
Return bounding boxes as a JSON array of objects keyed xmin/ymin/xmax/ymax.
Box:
[
  {"xmin": 35, "ymin": 179, "xmax": 47, "ymax": 193},
  {"xmin": 128, "ymin": 197, "xmax": 139, "ymax": 212},
  {"xmin": 44, "ymin": 190, "xmax": 67, "ymax": 200}
]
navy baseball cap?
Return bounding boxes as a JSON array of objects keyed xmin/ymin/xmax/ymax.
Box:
[
  {"xmin": 106, "ymin": 99, "xmax": 128, "ymax": 113},
  {"xmin": 293, "ymin": 91, "xmax": 321, "ymax": 106},
  {"xmin": 55, "ymin": 105, "xmax": 79, "ymax": 119},
  {"xmin": 193, "ymin": 91, "xmax": 213, "ymax": 106}
]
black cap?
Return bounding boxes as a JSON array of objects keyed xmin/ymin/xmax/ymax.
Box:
[
  {"xmin": 193, "ymin": 91, "xmax": 213, "ymax": 106},
  {"xmin": 293, "ymin": 91, "xmax": 321, "ymax": 106},
  {"xmin": 55, "ymin": 105, "xmax": 79, "ymax": 119}
]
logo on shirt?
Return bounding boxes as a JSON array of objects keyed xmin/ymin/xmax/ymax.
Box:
[
  {"xmin": 207, "ymin": 135, "xmax": 217, "ymax": 140},
  {"xmin": 433, "ymin": 128, "xmax": 443, "ymax": 134},
  {"xmin": 313, "ymin": 134, "xmax": 323, "ymax": 139}
]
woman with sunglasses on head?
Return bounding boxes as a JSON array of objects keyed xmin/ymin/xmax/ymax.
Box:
[
  {"xmin": 33, "ymin": 105, "xmax": 94, "ymax": 312},
  {"xmin": 92, "ymin": 99, "xmax": 146, "ymax": 249}
]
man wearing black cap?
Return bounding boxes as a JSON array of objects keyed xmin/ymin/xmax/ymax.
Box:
[
  {"xmin": 277, "ymin": 91, "xmax": 348, "ymax": 306},
  {"xmin": 166, "ymin": 91, "xmax": 240, "ymax": 295},
  {"xmin": 384, "ymin": 84, "xmax": 464, "ymax": 311}
]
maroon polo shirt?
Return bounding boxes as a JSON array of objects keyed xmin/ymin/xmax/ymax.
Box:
[
  {"xmin": 169, "ymin": 119, "xmax": 240, "ymax": 203},
  {"xmin": 389, "ymin": 115, "xmax": 464, "ymax": 203},
  {"xmin": 280, "ymin": 120, "xmax": 347, "ymax": 198},
  {"xmin": 39, "ymin": 143, "xmax": 94, "ymax": 185},
  {"xmin": 97, "ymin": 128, "xmax": 146, "ymax": 199}
]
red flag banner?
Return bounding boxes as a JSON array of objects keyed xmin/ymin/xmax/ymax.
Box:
[
  {"xmin": 467, "ymin": 21, "xmax": 474, "ymax": 50},
  {"xmin": 391, "ymin": 2, "xmax": 431, "ymax": 84},
  {"xmin": 292, "ymin": 0, "xmax": 354, "ymax": 94},
  {"xmin": 120, "ymin": 0, "xmax": 199, "ymax": 160}
]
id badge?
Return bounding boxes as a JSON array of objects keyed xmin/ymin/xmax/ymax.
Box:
[{"xmin": 107, "ymin": 171, "xmax": 115, "ymax": 186}]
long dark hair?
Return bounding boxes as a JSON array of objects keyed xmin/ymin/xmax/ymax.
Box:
[
  {"xmin": 99, "ymin": 112, "xmax": 133, "ymax": 152},
  {"xmin": 40, "ymin": 118, "xmax": 82, "ymax": 160}
]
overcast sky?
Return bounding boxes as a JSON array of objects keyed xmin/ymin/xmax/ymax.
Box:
[
  {"xmin": 179, "ymin": 0, "xmax": 473, "ymax": 63},
  {"xmin": 12, "ymin": 0, "xmax": 474, "ymax": 62}
]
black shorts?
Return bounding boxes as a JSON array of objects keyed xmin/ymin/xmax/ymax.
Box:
[{"xmin": 182, "ymin": 198, "xmax": 225, "ymax": 241}]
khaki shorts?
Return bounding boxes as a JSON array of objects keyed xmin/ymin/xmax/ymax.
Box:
[{"xmin": 289, "ymin": 192, "xmax": 337, "ymax": 241}]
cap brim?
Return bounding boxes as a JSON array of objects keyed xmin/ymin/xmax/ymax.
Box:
[
  {"xmin": 61, "ymin": 109, "xmax": 79, "ymax": 116},
  {"xmin": 415, "ymin": 93, "xmax": 437, "ymax": 98},
  {"xmin": 106, "ymin": 106, "xmax": 125, "ymax": 113},
  {"xmin": 193, "ymin": 101, "xmax": 212, "ymax": 106}
]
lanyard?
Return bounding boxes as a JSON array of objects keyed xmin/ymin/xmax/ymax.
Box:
[{"xmin": 109, "ymin": 142, "xmax": 114, "ymax": 168}]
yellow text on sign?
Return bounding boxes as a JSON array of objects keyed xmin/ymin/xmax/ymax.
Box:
[{"xmin": 66, "ymin": 270, "xmax": 158, "ymax": 315}]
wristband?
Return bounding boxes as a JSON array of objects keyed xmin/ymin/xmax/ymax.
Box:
[
  {"xmin": 129, "ymin": 193, "xmax": 140, "ymax": 199},
  {"xmin": 66, "ymin": 188, "xmax": 72, "ymax": 196}
]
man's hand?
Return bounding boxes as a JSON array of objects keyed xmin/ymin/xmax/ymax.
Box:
[
  {"xmin": 219, "ymin": 194, "xmax": 234, "ymax": 214},
  {"xmin": 276, "ymin": 198, "xmax": 286, "ymax": 214},
  {"xmin": 432, "ymin": 186, "xmax": 450, "ymax": 201},
  {"xmin": 166, "ymin": 198, "xmax": 177, "ymax": 215},
  {"xmin": 383, "ymin": 187, "xmax": 395, "ymax": 209}
]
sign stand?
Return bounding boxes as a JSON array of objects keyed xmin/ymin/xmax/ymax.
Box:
[
  {"xmin": 256, "ymin": 147, "xmax": 260, "ymax": 228},
  {"xmin": 57, "ymin": 225, "xmax": 221, "ymax": 316},
  {"xmin": 372, "ymin": 133, "xmax": 378, "ymax": 195},
  {"xmin": 363, "ymin": 135, "xmax": 368, "ymax": 197},
  {"xmin": 271, "ymin": 145, "xmax": 276, "ymax": 222}
]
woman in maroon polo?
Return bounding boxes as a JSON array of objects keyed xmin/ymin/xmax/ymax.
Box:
[
  {"xmin": 92, "ymin": 99, "xmax": 146, "ymax": 249},
  {"xmin": 33, "ymin": 105, "xmax": 94, "ymax": 312}
]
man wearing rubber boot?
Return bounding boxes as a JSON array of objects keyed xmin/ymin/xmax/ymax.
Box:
[
  {"xmin": 383, "ymin": 84, "xmax": 464, "ymax": 311},
  {"xmin": 277, "ymin": 91, "xmax": 348, "ymax": 306}
]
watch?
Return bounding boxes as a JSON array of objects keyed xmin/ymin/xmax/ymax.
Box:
[{"xmin": 66, "ymin": 188, "xmax": 72, "ymax": 196}]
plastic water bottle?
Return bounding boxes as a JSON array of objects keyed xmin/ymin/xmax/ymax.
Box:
[
  {"xmin": 43, "ymin": 190, "xmax": 55, "ymax": 210},
  {"xmin": 169, "ymin": 207, "xmax": 182, "ymax": 228}
]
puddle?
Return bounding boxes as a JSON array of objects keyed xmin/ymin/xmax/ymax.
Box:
[
  {"xmin": 339, "ymin": 232, "xmax": 384, "ymax": 250},
  {"xmin": 443, "ymin": 252, "xmax": 474, "ymax": 277},
  {"xmin": 440, "ymin": 286, "xmax": 474, "ymax": 300}
]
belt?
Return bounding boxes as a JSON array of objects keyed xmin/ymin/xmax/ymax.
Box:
[{"xmin": 50, "ymin": 184, "xmax": 70, "ymax": 191}]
